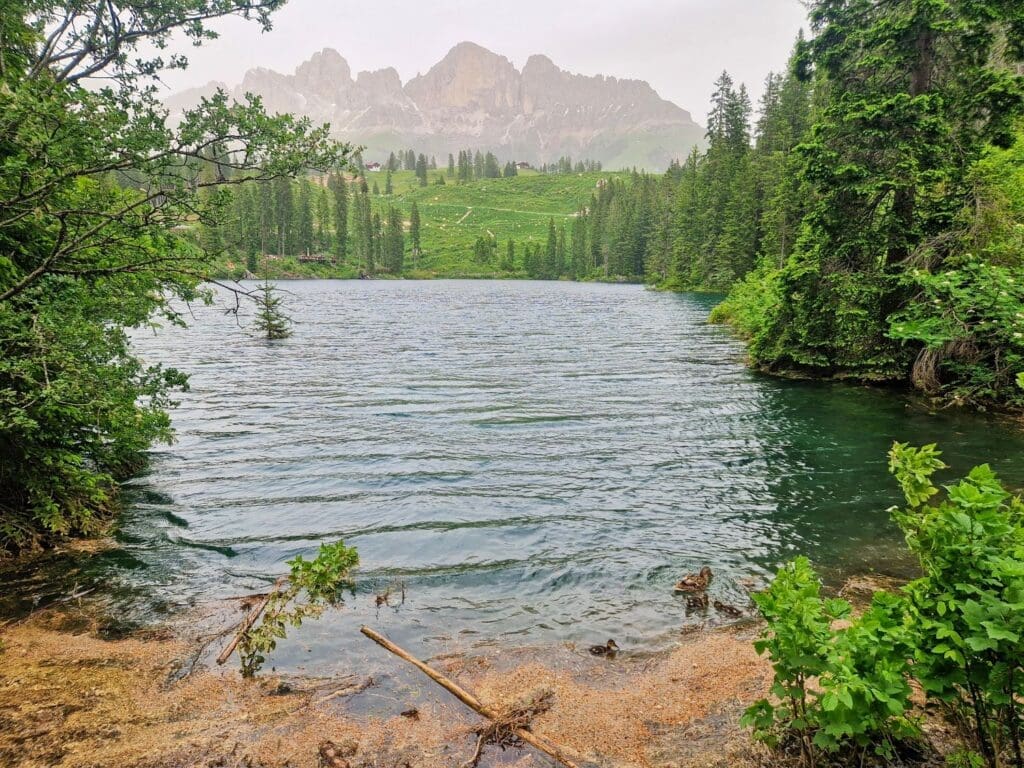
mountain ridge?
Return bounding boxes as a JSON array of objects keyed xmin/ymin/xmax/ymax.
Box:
[{"xmin": 165, "ymin": 42, "xmax": 705, "ymax": 169}]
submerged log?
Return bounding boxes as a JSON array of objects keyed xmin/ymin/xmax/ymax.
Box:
[
  {"xmin": 216, "ymin": 576, "xmax": 287, "ymax": 665},
  {"xmin": 359, "ymin": 625, "xmax": 581, "ymax": 768}
]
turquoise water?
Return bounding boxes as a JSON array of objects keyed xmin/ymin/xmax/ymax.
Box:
[{"xmin": 7, "ymin": 280, "xmax": 1024, "ymax": 672}]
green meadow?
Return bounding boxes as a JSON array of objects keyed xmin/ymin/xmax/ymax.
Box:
[{"xmin": 220, "ymin": 170, "xmax": 627, "ymax": 279}]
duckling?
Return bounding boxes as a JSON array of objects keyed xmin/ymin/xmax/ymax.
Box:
[
  {"xmin": 686, "ymin": 592, "xmax": 709, "ymax": 610},
  {"xmin": 713, "ymin": 600, "xmax": 744, "ymax": 618},
  {"xmin": 674, "ymin": 566, "xmax": 713, "ymax": 594},
  {"xmin": 588, "ymin": 639, "xmax": 620, "ymax": 657}
]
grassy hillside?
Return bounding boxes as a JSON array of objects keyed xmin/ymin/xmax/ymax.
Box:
[{"xmin": 218, "ymin": 170, "xmax": 627, "ymax": 279}]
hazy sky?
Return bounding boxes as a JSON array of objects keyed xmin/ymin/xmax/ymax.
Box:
[{"xmin": 160, "ymin": 0, "xmax": 808, "ymax": 122}]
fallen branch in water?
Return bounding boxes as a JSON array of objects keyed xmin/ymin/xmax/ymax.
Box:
[
  {"xmin": 461, "ymin": 689, "xmax": 555, "ymax": 768},
  {"xmin": 359, "ymin": 626, "xmax": 581, "ymax": 768},
  {"xmin": 216, "ymin": 576, "xmax": 287, "ymax": 665},
  {"xmin": 315, "ymin": 675, "xmax": 375, "ymax": 705}
]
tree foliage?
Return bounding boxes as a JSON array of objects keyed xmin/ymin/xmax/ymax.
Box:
[
  {"xmin": 251, "ymin": 280, "xmax": 291, "ymax": 339},
  {"xmin": 237, "ymin": 540, "xmax": 358, "ymax": 677},
  {"xmin": 0, "ymin": 1, "xmax": 348, "ymax": 552}
]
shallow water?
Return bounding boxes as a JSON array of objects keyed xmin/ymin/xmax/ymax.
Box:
[{"xmin": 8, "ymin": 280, "xmax": 1024, "ymax": 673}]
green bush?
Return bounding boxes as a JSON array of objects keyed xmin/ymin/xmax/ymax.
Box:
[
  {"xmin": 708, "ymin": 263, "xmax": 782, "ymax": 340},
  {"xmin": 746, "ymin": 445, "xmax": 1024, "ymax": 768},
  {"xmin": 238, "ymin": 540, "xmax": 358, "ymax": 678},
  {"xmin": 890, "ymin": 443, "xmax": 1024, "ymax": 768},
  {"xmin": 888, "ymin": 259, "xmax": 1024, "ymax": 408},
  {"xmin": 743, "ymin": 557, "xmax": 916, "ymax": 765}
]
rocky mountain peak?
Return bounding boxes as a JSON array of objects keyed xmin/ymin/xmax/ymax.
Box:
[
  {"xmin": 166, "ymin": 43, "xmax": 704, "ymax": 169},
  {"xmin": 295, "ymin": 48, "xmax": 352, "ymax": 87},
  {"xmin": 405, "ymin": 42, "xmax": 520, "ymax": 112}
]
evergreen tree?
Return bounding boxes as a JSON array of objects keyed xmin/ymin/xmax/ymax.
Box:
[
  {"xmin": 544, "ymin": 218, "xmax": 558, "ymax": 279},
  {"xmin": 409, "ymin": 202, "xmax": 422, "ymax": 266},
  {"xmin": 328, "ymin": 173, "xmax": 349, "ymax": 263},
  {"xmin": 371, "ymin": 210, "xmax": 383, "ymax": 272},
  {"xmin": 415, "ymin": 153, "xmax": 428, "ymax": 186},
  {"xmin": 483, "ymin": 152, "xmax": 501, "ymax": 178},
  {"xmin": 383, "ymin": 206, "xmax": 404, "ymax": 274},
  {"xmin": 253, "ymin": 280, "xmax": 292, "ymax": 339},
  {"xmin": 273, "ymin": 176, "xmax": 293, "ymax": 255},
  {"xmin": 257, "ymin": 180, "xmax": 275, "ymax": 256},
  {"xmin": 447, "ymin": 153, "xmax": 456, "ymax": 177},
  {"xmin": 570, "ymin": 214, "xmax": 588, "ymax": 278},
  {"xmin": 752, "ymin": 1, "xmax": 1024, "ymax": 382},
  {"xmin": 384, "ymin": 171, "xmax": 393, "ymax": 195},
  {"xmin": 352, "ymin": 187, "xmax": 374, "ymax": 274},
  {"xmin": 501, "ymin": 239, "xmax": 515, "ymax": 272},
  {"xmin": 314, "ymin": 185, "xmax": 331, "ymax": 253},
  {"xmin": 293, "ymin": 177, "xmax": 314, "ymax": 256}
]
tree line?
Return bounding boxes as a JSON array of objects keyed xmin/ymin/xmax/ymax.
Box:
[{"xmin": 567, "ymin": 3, "xmax": 1024, "ymax": 409}]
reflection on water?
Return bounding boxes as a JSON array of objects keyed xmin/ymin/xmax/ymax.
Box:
[{"xmin": 7, "ymin": 280, "xmax": 1024, "ymax": 673}]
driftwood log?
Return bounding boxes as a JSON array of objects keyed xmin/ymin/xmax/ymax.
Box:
[
  {"xmin": 359, "ymin": 625, "xmax": 581, "ymax": 768},
  {"xmin": 216, "ymin": 576, "xmax": 288, "ymax": 665}
]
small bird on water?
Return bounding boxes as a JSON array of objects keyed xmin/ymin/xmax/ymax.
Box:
[
  {"xmin": 686, "ymin": 592, "xmax": 709, "ymax": 610},
  {"xmin": 674, "ymin": 566, "xmax": 713, "ymax": 593},
  {"xmin": 588, "ymin": 639, "xmax": 620, "ymax": 657},
  {"xmin": 713, "ymin": 600, "xmax": 744, "ymax": 618}
]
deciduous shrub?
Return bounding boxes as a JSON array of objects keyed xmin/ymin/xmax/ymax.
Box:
[
  {"xmin": 743, "ymin": 558, "xmax": 916, "ymax": 766},
  {"xmin": 890, "ymin": 443, "xmax": 1024, "ymax": 768},
  {"xmin": 746, "ymin": 445, "xmax": 1024, "ymax": 768},
  {"xmin": 238, "ymin": 541, "xmax": 358, "ymax": 677}
]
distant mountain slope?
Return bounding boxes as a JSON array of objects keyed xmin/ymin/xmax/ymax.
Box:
[{"xmin": 165, "ymin": 42, "xmax": 705, "ymax": 170}]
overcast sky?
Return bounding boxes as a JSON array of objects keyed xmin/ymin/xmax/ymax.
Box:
[{"xmin": 160, "ymin": 0, "xmax": 808, "ymax": 122}]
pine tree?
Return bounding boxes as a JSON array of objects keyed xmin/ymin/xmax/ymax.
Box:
[
  {"xmin": 447, "ymin": 153, "xmax": 456, "ymax": 177},
  {"xmin": 415, "ymin": 153, "xmax": 428, "ymax": 186},
  {"xmin": 351, "ymin": 187, "xmax": 374, "ymax": 274},
  {"xmin": 384, "ymin": 171, "xmax": 393, "ymax": 195},
  {"xmin": 371, "ymin": 211, "xmax": 382, "ymax": 272},
  {"xmin": 409, "ymin": 202, "xmax": 421, "ymax": 266},
  {"xmin": 293, "ymin": 177, "xmax": 315, "ymax": 256},
  {"xmin": 483, "ymin": 152, "xmax": 501, "ymax": 178},
  {"xmin": 570, "ymin": 214, "xmax": 588, "ymax": 279},
  {"xmin": 501, "ymin": 239, "xmax": 515, "ymax": 272},
  {"xmin": 383, "ymin": 206, "xmax": 404, "ymax": 274},
  {"xmin": 328, "ymin": 173, "xmax": 349, "ymax": 263},
  {"xmin": 257, "ymin": 181, "xmax": 275, "ymax": 256},
  {"xmin": 753, "ymin": 1, "xmax": 1024, "ymax": 381},
  {"xmin": 273, "ymin": 176, "xmax": 293, "ymax": 255},
  {"xmin": 544, "ymin": 218, "xmax": 558, "ymax": 279},
  {"xmin": 314, "ymin": 185, "xmax": 331, "ymax": 253},
  {"xmin": 253, "ymin": 280, "xmax": 292, "ymax": 339}
]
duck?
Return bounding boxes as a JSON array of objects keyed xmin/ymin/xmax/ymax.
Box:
[
  {"xmin": 713, "ymin": 600, "xmax": 744, "ymax": 619},
  {"xmin": 588, "ymin": 639, "xmax": 620, "ymax": 657},
  {"xmin": 686, "ymin": 592, "xmax": 709, "ymax": 610},
  {"xmin": 674, "ymin": 566, "xmax": 713, "ymax": 594}
]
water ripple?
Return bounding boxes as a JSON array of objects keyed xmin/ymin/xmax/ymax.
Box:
[{"xmin": 82, "ymin": 279, "xmax": 1024, "ymax": 670}]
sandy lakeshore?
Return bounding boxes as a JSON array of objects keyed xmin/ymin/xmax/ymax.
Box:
[{"xmin": 0, "ymin": 600, "xmax": 772, "ymax": 768}]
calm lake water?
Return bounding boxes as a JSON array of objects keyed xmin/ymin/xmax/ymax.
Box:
[{"xmin": 10, "ymin": 280, "xmax": 1024, "ymax": 672}]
